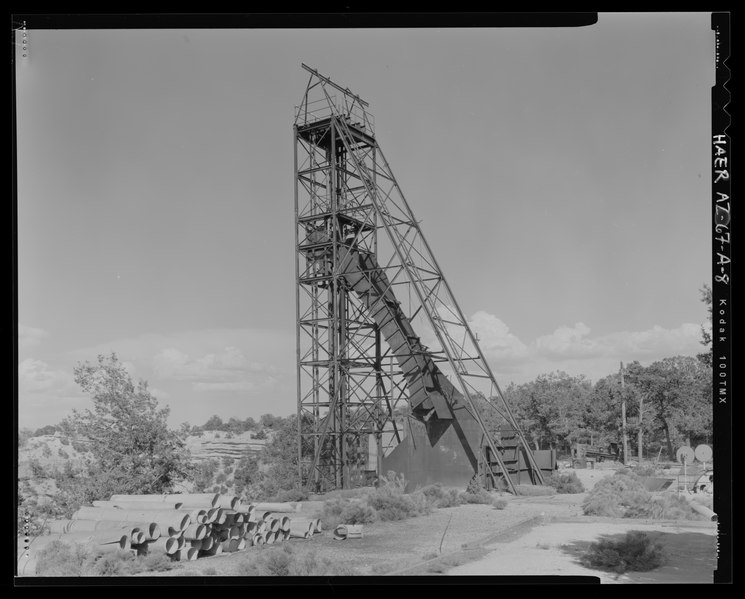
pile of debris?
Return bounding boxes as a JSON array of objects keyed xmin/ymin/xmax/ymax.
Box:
[{"xmin": 19, "ymin": 493, "xmax": 322, "ymax": 574}]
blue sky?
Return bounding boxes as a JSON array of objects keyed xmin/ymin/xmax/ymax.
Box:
[{"xmin": 16, "ymin": 14, "xmax": 715, "ymax": 429}]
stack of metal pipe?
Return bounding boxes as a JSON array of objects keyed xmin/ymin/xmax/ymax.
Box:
[{"xmin": 25, "ymin": 495, "xmax": 319, "ymax": 571}]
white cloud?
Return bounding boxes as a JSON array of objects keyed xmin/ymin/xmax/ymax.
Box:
[
  {"xmin": 154, "ymin": 346, "xmax": 248, "ymax": 380},
  {"xmin": 534, "ymin": 321, "xmax": 702, "ymax": 362},
  {"xmin": 598, "ymin": 323, "xmax": 703, "ymax": 357},
  {"xmin": 17, "ymin": 359, "xmax": 88, "ymax": 428},
  {"xmin": 468, "ymin": 310, "xmax": 530, "ymax": 361},
  {"xmin": 153, "ymin": 345, "xmax": 280, "ymax": 393},
  {"xmin": 18, "ymin": 358, "xmax": 74, "ymax": 393},
  {"xmin": 535, "ymin": 322, "xmax": 598, "ymax": 359},
  {"xmin": 18, "ymin": 324, "xmax": 49, "ymax": 349}
]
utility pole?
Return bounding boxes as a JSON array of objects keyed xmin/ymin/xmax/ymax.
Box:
[
  {"xmin": 620, "ymin": 362, "xmax": 628, "ymax": 465},
  {"xmin": 638, "ymin": 393, "xmax": 644, "ymax": 463}
]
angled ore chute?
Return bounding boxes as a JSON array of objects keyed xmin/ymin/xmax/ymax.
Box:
[{"xmin": 305, "ymin": 226, "xmax": 478, "ymax": 459}]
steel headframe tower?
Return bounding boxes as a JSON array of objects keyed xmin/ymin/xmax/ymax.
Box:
[{"xmin": 294, "ymin": 65, "xmax": 544, "ymax": 493}]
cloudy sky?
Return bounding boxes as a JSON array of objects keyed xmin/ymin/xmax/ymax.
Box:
[{"xmin": 15, "ymin": 13, "xmax": 715, "ymax": 429}]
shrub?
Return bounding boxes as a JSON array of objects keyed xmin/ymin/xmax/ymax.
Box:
[
  {"xmin": 90, "ymin": 550, "xmax": 138, "ymax": 576},
  {"xmin": 492, "ymin": 497, "xmax": 508, "ymax": 510},
  {"xmin": 28, "ymin": 459, "xmax": 46, "ymax": 478},
  {"xmin": 366, "ymin": 490, "xmax": 429, "ymax": 521},
  {"xmin": 376, "ymin": 471, "xmax": 408, "ymax": 495},
  {"xmin": 34, "ymin": 540, "xmax": 96, "ymax": 576},
  {"xmin": 291, "ymin": 550, "xmax": 357, "ymax": 576},
  {"xmin": 644, "ymin": 494, "xmax": 707, "ymax": 521},
  {"xmin": 419, "ymin": 483, "xmax": 462, "ymax": 508},
  {"xmin": 71, "ymin": 440, "xmax": 87, "ymax": 452},
  {"xmin": 138, "ymin": 553, "xmax": 176, "ymax": 573},
  {"xmin": 513, "ymin": 484, "xmax": 556, "ymax": 496},
  {"xmin": 237, "ymin": 544, "xmax": 357, "ymax": 576},
  {"xmin": 634, "ymin": 464, "xmax": 658, "ymax": 477},
  {"xmin": 582, "ymin": 474, "xmax": 651, "ymax": 518},
  {"xmin": 460, "ymin": 489, "xmax": 493, "ymax": 504},
  {"xmin": 581, "ymin": 531, "xmax": 666, "ymax": 573},
  {"xmin": 321, "ymin": 497, "xmax": 377, "ymax": 529},
  {"xmin": 546, "ymin": 471, "xmax": 585, "ymax": 494}
]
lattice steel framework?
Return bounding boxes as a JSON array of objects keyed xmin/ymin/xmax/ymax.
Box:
[{"xmin": 294, "ymin": 65, "xmax": 544, "ymax": 492}]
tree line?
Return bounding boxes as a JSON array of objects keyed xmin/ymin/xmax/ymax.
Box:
[
  {"xmin": 489, "ymin": 355, "xmax": 712, "ymax": 460},
  {"xmin": 20, "ymin": 285, "xmax": 713, "ymax": 518}
]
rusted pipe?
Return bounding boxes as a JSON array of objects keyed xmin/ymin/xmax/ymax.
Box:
[
  {"xmin": 251, "ymin": 502, "xmax": 301, "ymax": 513},
  {"xmin": 220, "ymin": 538, "xmax": 243, "ymax": 552},
  {"xmin": 182, "ymin": 523, "xmax": 208, "ymax": 541},
  {"xmin": 684, "ymin": 495, "xmax": 717, "ymax": 521},
  {"xmin": 202, "ymin": 535, "xmax": 215, "ymax": 551},
  {"xmin": 333, "ymin": 524, "xmax": 363, "ymax": 540},
  {"xmin": 288, "ymin": 519, "xmax": 314, "ymax": 537},
  {"xmin": 264, "ymin": 518, "xmax": 281, "ymax": 533},
  {"xmin": 145, "ymin": 536, "xmax": 181, "ymax": 555},
  {"xmin": 162, "ymin": 493, "xmax": 220, "ymax": 508},
  {"xmin": 46, "ymin": 519, "xmax": 160, "ymax": 540},
  {"xmin": 93, "ymin": 500, "xmax": 184, "ymax": 511},
  {"xmin": 129, "ymin": 523, "xmax": 161, "ymax": 541},
  {"xmin": 72, "ymin": 507, "xmax": 191, "ymax": 535},
  {"xmin": 51, "ymin": 530, "xmax": 129, "ymax": 548}
]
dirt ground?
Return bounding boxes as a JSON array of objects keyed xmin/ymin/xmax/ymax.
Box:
[{"xmin": 119, "ymin": 466, "xmax": 718, "ymax": 583}]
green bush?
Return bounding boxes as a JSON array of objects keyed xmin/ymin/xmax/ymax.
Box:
[
  {"xmin": 513, "ymin": 484, "xmax": 556, "ymax": 496},
  {"xmin": 321, "ymin": 497, "xmax": 377, "ymax": 529},
  {"xmin": 34, "ymin": 540, "xmax": 96, "ymax": 576},
  {"xmin": 645, "ymin": 494, "xmax": 708, "ymax": 521},
  {"xmin": 34, "ymin": 541, "xmax": 178, "ymax": 576},
  {"xmin": 546, "ymin": 471, "xmax": 585, "ymax": 494},
  {"xmin": 582, "ymin": 474, "xmax": 651, "ymax": 518},
  {"xmin": 28, "ymin": 459, "xmax": 46, "ymax": 478},
  {"xmin": 237, "ymin": 544, "xmax": 357, "ymax": 576},
  {"xmin": 90, "ymin": 550, "xmax": 138, "ymax": 576},
  {"xmin": 376, "ymin": 471, "xmax": 408, "ymax": 495},
  {"xmin": 634, "ymin": 464, "xmax": 659, "ymax": 477},
  {"xmin": 366, "ymin": 490, "xmax": 430, "ymax": 521},
  {"xmin": 419, "ymin": 483, "xmax": 462, "ymax": 508},
  {"xmin": 581, "ymin": 531, "xmax": 666, "ymax": 574},
  {"xmin": 138, "ymin": 553, "xmax": 176, "ymax": 573},
  {"xmin": 492, "ymin": 497, "xmax": 508, "ymax": 510},
  {"xmin": 459, "ymin": 489, "xmax": 493, "ymax": 504}
]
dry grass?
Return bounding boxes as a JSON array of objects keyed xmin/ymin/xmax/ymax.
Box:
[
  {"xmin": 236, "ymin": 543, "xmax": 358, "ymax": 576},
  {"xmin": 34, "ymin": 541, "xmax": 178, "ymax": 576},
  {"xmin": 583, "ymin": 473, "xmax": 704, "ymax": 520}
]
